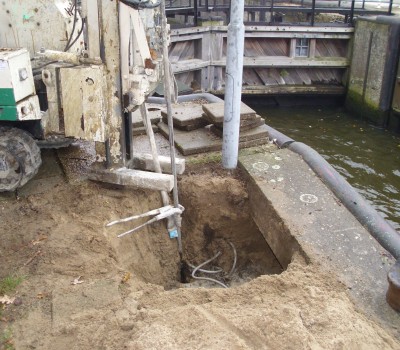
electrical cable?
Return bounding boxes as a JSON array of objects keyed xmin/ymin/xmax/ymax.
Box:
[
  {"xmin": 65, "ymin": 18, "xmax": 86, "ymax": 52},
  {"xmin": 192, "ymin": 252, "xmax": 228, "ymax": 288},
  {"xmin": 226, "ymin": 242, "xmax": 237, "ymax": 278},
  {"xmin": 32, "ymin": 61, "xmax": 59, "ymax": 73},
  {"xmin": 187, "ymin": 262, "xmax": 223, "ymax": 274},
  {"xmin": 64, "ymin": 0, "xmax": 78, "ymax": 52}
]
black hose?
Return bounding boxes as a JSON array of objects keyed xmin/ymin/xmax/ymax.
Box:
[{"xmin": 286, "ymin": 141, "xmax": 400, "ymax": 260}]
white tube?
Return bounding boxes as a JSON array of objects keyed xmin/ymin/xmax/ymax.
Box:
[{"xmin": 222, "ymin": 0, "xmax": 245, "ymax": 169}]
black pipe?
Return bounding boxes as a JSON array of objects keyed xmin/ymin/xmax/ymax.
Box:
[
  {"xmin": 311, "ymin": 0, "xmax": 316, "ymax": 26},
  {"xmin": 264, "ymin": 125, "xmax": 294, "ymax": 148},
  {"xmin": 194, "ymin": 0, "xmax": 198, "ymax": 27},
  {"xmin": 287, "ymin": 141, "xmax": 400, "ymax": 260}
]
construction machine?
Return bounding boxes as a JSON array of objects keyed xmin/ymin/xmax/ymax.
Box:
[{"xmin": 0, "ymin": 0, "xmax": 167, "ymax": 191}]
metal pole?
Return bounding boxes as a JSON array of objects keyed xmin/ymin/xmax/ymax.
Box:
[
  {"xmin": 388, "ymin": 0, "xmax": 393, "ymax": 15},
  {"xmin": 194, "ymin": 0, "xmax": 198, "ymax": 26},
  {"xmin": 160, "ymin": 0, "xmax": 183, "ymax": 255},
  {"xmin": 349, "ymin": 0, "xmax": 355, "ymax": 25},
  {"xmin": 222, "ymin": 0, "xmax": 245, "ymax": 169},
  {"xmin": 311, "ymin": 0, "xmax": 316, "ymax": 26}
]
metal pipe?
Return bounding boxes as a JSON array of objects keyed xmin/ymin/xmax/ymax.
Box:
[
  {"xmin": 140, "ymin": 104, "xmax": 175, "ymax": 232},
  {"xmin": 349, "ymin": 0, "xmax": 355, "ymax": 25},
  {"xmin": 311, "ymin": 0, "xmax": 316, "ymax": 27},
  {"xmin": 289, "ymin": 142, "xmax": 400, "ymax": 260},
  {"xmin": 266, "ymin": 124, "xmax": 400, "ymax": 260},
  {"xmin": 160, "ymin": 0, "xmax": 183, "ymax": 254},
  {"xmin": 222, "ymin": 0, "xmax": 245, "ymax": 169},
  {"xmin": 388, "ymin": 0, "xmax": 393, "ymax": 15}
]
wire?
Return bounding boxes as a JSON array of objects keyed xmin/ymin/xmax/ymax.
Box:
[
  {"xmin": 226, "ymin": 242, "xmax": 237, "ymax": 278},
  {"xmin": 65, "ymin": 18, "xmax": 86, "ymax": 51},
  {"xmin": 187, "ymin": 262, "xmax": 223, "ymax": 274},
  {"xmin": 64, "ymin": 0, "xmax": 78, "ymax": 52},
  {"xmin": 192, "ymin": 252, "xmax": 228, "ymax": 288},
  {"xmin": 32, "ymin": 60, "xmax": 59, "ymax": 73}
]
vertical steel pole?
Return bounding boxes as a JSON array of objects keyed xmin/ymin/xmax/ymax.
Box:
[{"xmin": 222, "ymin": 0, "xmax": 245, "ymax": 169}]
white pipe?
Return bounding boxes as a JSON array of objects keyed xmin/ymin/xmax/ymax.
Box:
[{"xmin": 222, "ymin": 0, "xmax": 245, "ymax": 169}]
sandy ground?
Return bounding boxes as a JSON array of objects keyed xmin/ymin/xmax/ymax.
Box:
[{"xmin": 1, "ymin": 149, "xmax": 400, "ymax": 350}]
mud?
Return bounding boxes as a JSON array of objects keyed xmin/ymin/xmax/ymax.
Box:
[{"xmin": 0, "ymin": 153, "xmax": 399, "ymax": 349}]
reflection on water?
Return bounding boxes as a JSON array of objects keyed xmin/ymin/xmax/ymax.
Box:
[{"xmin": 253, "ymin": 105, "xmax": 400, "ymax": 231}]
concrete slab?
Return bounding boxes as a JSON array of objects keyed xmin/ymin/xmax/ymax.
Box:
[
  {"xmin": 213, "ymin": 114, "xmax": 264, "ymax": 130},
  {"xmin": 239, "ymin": 146, "xmax": 400, "ymax": 337},
  {"xmin": 211, "ymin": 117, "xmax": 265, "ymax": 135},
  {"xmin": 158, "ymin": 122, "xmax": 268, "ymax": 155},
  {"xmin": 210, "ymin": 124, "xmax": 268, "ymax": 141},
  {"xmin": 132, "ymin": 125, "xmax": 158, "ymax": 136},
  {"xmin": 88, "ymin": 167, "xmax": 174, "ymax": 192},
  {"xmin": 132, "ymin": 103, "xmax": 163, "ymax": 128},
  {"xmin": 161, "ymin": 104, "xmax": 207, "ymax": 130},
  {"xmin": 202, "ymin": 102, "xmax": 257, "ymax": 123},
  {"xmin": 131, "ymin": 152, "xmax": 185, "ymax": 175}
]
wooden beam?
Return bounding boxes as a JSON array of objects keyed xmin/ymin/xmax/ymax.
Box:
[
  {"xmin": 212, "ymin": 56, "xmax": 349, "ymax": 68},
  {"xmin": 210, "ymin": 85, "xmax": 346, "ymax": 95},
  {"xmin": 309, "ymin": 38, "xmax": 316, "ymax": 58},
  {"xmin": 171, "ymin": 59, "xmax": 209, "ymax": 73}
]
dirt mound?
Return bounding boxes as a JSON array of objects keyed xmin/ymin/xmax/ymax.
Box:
[{"xmin": 0, "ymin": 162, "xmax": 399, "ymax": 349}]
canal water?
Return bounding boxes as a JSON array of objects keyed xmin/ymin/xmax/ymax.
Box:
[{"xmin": 251, "ymin": 104, "xmax": 400, "ymax": 232}]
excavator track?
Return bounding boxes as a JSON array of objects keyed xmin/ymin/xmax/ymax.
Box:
[{"xmin": 0, "ymin": 127, "xmax": 42, "ymax": 192}]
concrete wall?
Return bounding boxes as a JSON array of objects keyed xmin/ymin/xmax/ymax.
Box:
[{"xmin": 346, "ymin": 16, "xmax": 400, "ymax": 127}]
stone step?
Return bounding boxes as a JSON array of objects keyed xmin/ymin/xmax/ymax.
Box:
[{"xmin": 88, "ymin": 167, "xmax": 174, "ymax": 192}]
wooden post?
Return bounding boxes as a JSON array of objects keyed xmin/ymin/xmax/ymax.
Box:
[{"xmin": 309, "ymin": 38, "xmax": 316, "ymax": 58}]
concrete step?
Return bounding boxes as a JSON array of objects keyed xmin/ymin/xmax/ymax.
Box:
[
  {"xmin": 131, "ymin": 152, "xmax": 185, "ymax": 175},
  {"xmin": 88, "ymin": 167, "xmax": 174, "ymax": 192}
]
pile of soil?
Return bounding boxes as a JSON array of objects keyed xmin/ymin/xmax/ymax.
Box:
[{"xmin": 0, "ymin": 158, "xmax": 399, "ymax": 349}]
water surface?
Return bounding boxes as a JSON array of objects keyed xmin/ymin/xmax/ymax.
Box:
[{"xmin": 253, "ymin": 105, "xmax": 400, "ymax": 231}]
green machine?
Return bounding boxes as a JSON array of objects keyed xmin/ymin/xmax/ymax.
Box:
[{"xmin": 0, "ymin": 48, "xmax": 42, "ymax": 192}]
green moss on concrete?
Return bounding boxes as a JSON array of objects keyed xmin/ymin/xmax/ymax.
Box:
[{"xmin": 345, "ymin": 89, "xmax": 388, "ymax": 126}]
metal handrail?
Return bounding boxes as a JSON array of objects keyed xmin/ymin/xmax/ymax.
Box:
[{"xmin": 165, "ymin": 0, "xmax": 395, "ymax": 27}]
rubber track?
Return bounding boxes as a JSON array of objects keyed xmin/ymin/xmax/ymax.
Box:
[{"xmin": 0, "ymin": 127, "xmax": 42, "ymax": 191}]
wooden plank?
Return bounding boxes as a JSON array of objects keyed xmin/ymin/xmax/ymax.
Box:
[
  {"xmin": 171, "ymin": 34, "xmax": 204, "ymax": 43},
  {"xmin": 212, "ymin": 25, "xmax": 354, "ymax": 33},
  {"xmin": 212, "ymin": 56, "xmax": 349, "ymax": 68},
  {"xmin": 289, "ymin": 38, "xmax": 296, "ymax": 58},
  {"xmin": 244, "ymin": 32, "xmax": 353, "ymax": 40},
  {"xmin": 238, "ymin": 85, "xmax": 346, "ymax": 95},
  {"xmin": 171, "ymin": 59, "xmax": 209, "ymax": 73},
  {"xmin": 309, "ymin": 39, "xmax": 316, "ymax": 58}
]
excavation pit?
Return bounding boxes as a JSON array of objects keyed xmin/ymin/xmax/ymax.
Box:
[{"xmin": 108, "ymin": 164, "xmax": 291, "ymax": 290}]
